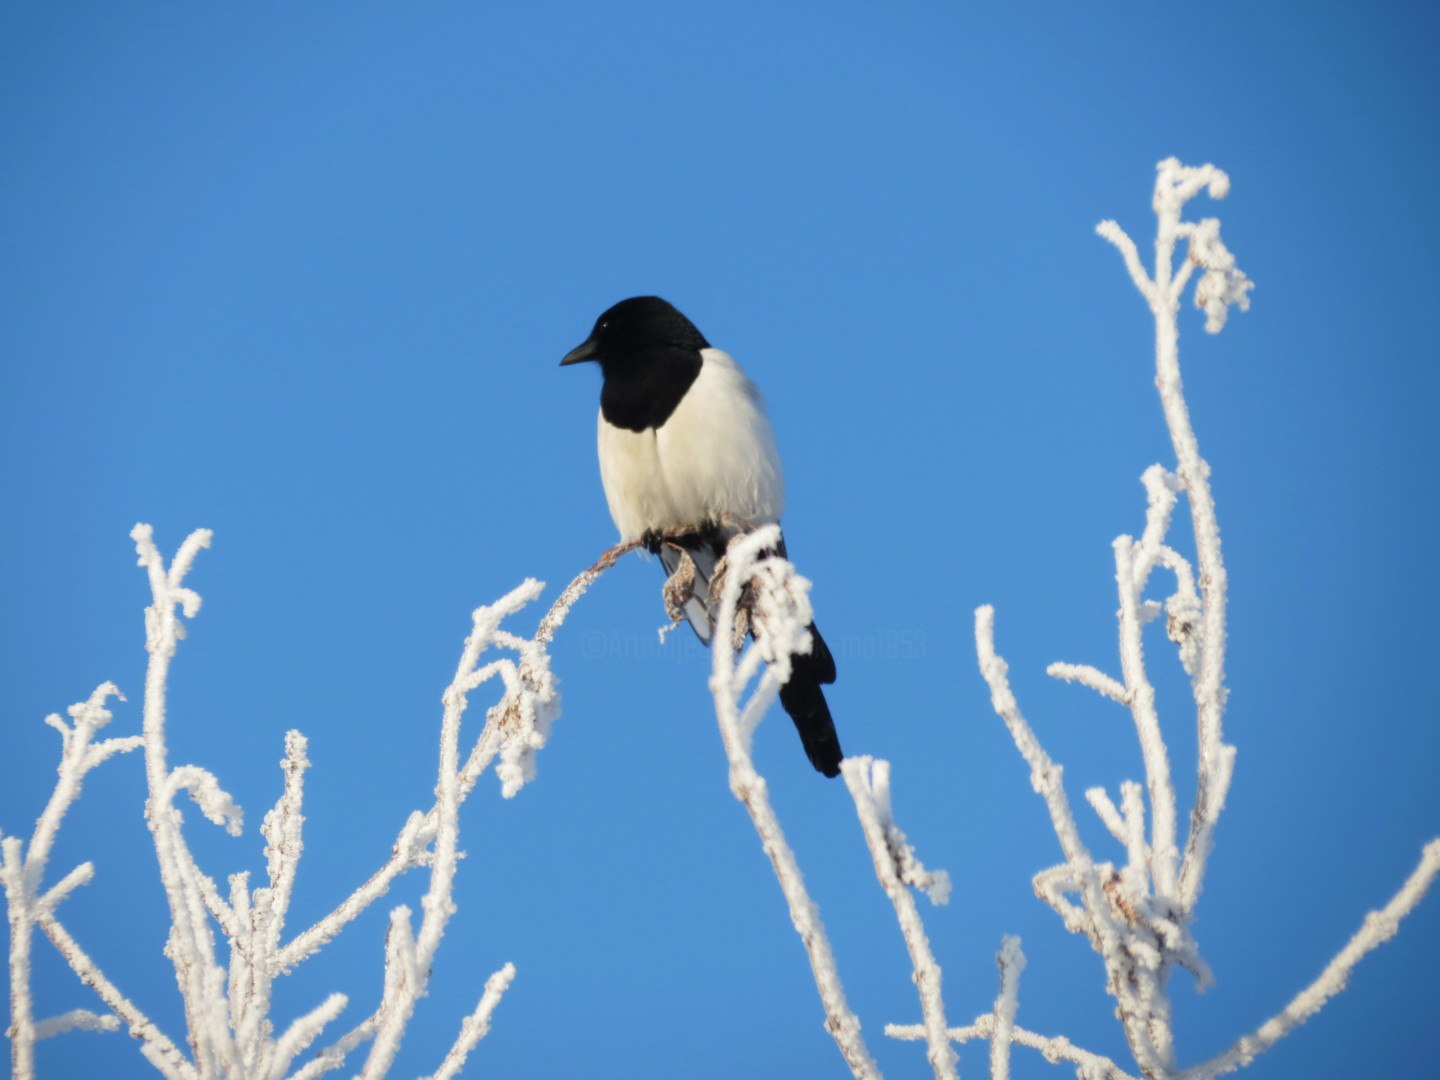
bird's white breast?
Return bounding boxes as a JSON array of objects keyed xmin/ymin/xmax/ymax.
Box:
[{"xmin": 597, "ymin": 348, "xmax": 786, "ymax": 540}]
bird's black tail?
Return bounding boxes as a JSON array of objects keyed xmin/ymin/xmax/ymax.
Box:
[
  {"xmin": 657, "ymin": 525, "xmax": 842, "ymax": 777},
  {"xmin": 778, "ymin": 623, "xmax": 841, "ymax": 777}
]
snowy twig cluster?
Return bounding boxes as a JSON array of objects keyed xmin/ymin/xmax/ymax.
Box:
[
  {"xmin": 697, "ymin": 531, "xmax": 973, "ymax": 1079},
  {"xmin": 696, "ymin": 158, "xmax": 1440, "ymax": 1080},
  {"xmin": 3, "ymin": 684, "xmax": 140, "ymax": 1077},
  {"xmin": 696, "ymin": 535, "xmax": 1130, "ymax": 1078},
  {"xmin": 967, "ymin": 159, "xmax": 1251, "ymax": 1072},
  {"xmin": 956, "ymin": 157, "xmax": 1440, "ymax": 1077},
  {"xmin": 2, "ymin": 523, "xmax": 603, "ymax": 1078},
  {"xmin": 948, "ymin": 159, "xmax": 1437, "ymax": 1077}
]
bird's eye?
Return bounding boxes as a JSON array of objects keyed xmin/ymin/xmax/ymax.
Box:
[{"xmin": 600, "ymin": 321, "xmax": 609, "ymax": 331}]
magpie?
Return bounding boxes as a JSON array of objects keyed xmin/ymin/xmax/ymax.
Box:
[{"xmin": 561, "ymin": 296, "xmax": 842, "ymax": 777}]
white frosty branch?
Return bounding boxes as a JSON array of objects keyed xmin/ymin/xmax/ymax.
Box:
[
  {"xmin": 133, "ymin": 524, "xmax": 244, "ymax": 1077},
  {"xmin": 356, "ymin": 582, "xmax": 532, "ymax": 1077},
  {"xmin": 887, "ymin": 1015, "xmax": 1139, "ymax": 1080},
  {"xmin": 1182, "ymin": 840, "xmax": 1440, "ymax": 1080},
  {"xmin": 4, "ymin": 525, "xmax": 583, "ymax": 1076},
  {"xmin": 1112, "ymin": 167, "xmax": 1243, "ymax": 913},
  {"xmin": 975, "ymin": 605, "xmax": 1177, "ymax": 1069},
  {"xmin": 967, "ymin": 157, "xmax": 1438, "ymax": 1078},
  {"xmin": 3, "ymin": 681, "xmax": 155, "ymax": 1079},
  {"xmin": 273, "ymin": 559, "xmax": 612, "ymax": 979},
  {"xmin": 424, "ymin": 961, "xmax": 517, "ymax": 1080},
  {"xmin": 265, "ymin": 992, "xmax": 346, "ymax": 1080},
  {"xmin": 974, "ymin": 608, "xmax": 1102, "ymax": 895},
  {"xmin": 843, "ymin": 756, "xmax": 956, "ymax": 1080},
  {"xmin": 709, "ymin": 526, "xmax": 881, "ymax": 1080},
  {"xmin": 30, "ymin": 1008, "xmax": 120, "ymax": 1040},
  {"xmin": 1046, "ymin": 662, "xmax": 1128, "ymax": 705},
  {"xmin": 988, "ymin": 936, "xmax": 1025, "ymax": 1080},
  {"xmin": 33, "ymin": 911, "xmax": 195, "ymax": 1078}
]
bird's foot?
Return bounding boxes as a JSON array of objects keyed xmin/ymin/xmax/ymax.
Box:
[
  {"xmin": 662, "ymin": 550, "xmax": 698, "ymax": 625},
  {"xmin": 707, "ymin": 556, "xmax": 755, "ymax": 651}
]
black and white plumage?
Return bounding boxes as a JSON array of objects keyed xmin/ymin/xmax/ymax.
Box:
[{"xmin": 561, "ymin": 296, "xmax": 842, "ymax": 777}]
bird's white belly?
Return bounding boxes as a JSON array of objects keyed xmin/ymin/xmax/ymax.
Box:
[
  {"xmin": 596, "ymin": 424, "xmax": 684, "ymax": 540},
  {"xmin": 596, "ymin": 349, "xmax": 786, "ymax": 540}
]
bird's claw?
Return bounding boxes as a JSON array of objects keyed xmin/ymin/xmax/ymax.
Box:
[{"xmin": 662, "ymin": 550, "xmax": 698, "ymax": 625}]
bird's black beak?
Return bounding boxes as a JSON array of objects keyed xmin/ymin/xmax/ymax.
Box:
[{"xmin": 560, "ymin": 334, "xmax": 600, "ymax": 367}]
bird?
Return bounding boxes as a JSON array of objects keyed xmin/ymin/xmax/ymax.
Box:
[{"xmin": 561, "ymin": 295, "xmax": 842, "ymax": 777}]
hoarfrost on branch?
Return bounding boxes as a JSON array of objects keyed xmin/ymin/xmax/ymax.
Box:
[
  {"xmin": 894, "ymin": 157, "xmax": 1437, "ymax": 1078},
  {"xmin": 2, "ymin": 524, "xmax": 600, "ymax": 1078}
]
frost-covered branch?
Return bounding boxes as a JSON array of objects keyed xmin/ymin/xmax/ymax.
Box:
[
  {"xmin": 887, "ymin": 1014, "xmax": 1138, "ymax": 1080},
  {"xmin": 1181, "ymin": 840, "xmax": 1440, "ymax": 1080},
  {"xmin": 709, "ymin": 527, "xmax": 881, "ymax": 1080},
  {"xmin": 843, "ymin": 757, "xmax": 955, "ymax": 1080},
  {"xmin": 356, "ymin": 576, "xmax": 552, "ymax": 1077},
  {"xmin": 987, "ymin": 937, "xmax": 1024, "ymax": 1080},
  {"xmin": 1046, "ymin": 662, "xmax": 1128, "ymax": 705},
  {"xmin": 1096, "ymin": 161, "xmax": 1248, "ymax": 914},
  {"xmin": 423, "ymin": 961, "xmax": 517, "ymax": 1080},
  {"xmin": 977, "ymin": 606, "xmax": 1173, "ymax": 1072},
  {"xmin": 4, "ymin": 524, "xmax": 602, "ymax": 1076},
  {"xmin": 30, "ymin": 1008, "xmax": 120, "ymax": 1040},
  {"xmin": 132, "ymin": 524, "xmax": 240, "ymax": 1075},
  {"xmin": 2, "ymin": 682, "xmax": 147, "ymax": 1078},
  {"xmin": 967, "ymin": 157, "xmax": 1438, "ymax": 1077},
  {"xmin": 272, "ymin": 536, "xmax": 665, "ymax": 974},
  {"xmin": 33, "ymin": 910, "xmax": 194, "ymax": 1077}
]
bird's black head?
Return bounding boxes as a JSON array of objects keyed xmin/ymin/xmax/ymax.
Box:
[{"xmin": 560, "ymin": 296, "xmax": 709, "ymax": 369}]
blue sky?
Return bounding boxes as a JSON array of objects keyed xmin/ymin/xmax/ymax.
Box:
[{"xmin": 3, "ymin": 2, "xmax": 1437, "ymax": 1077}]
